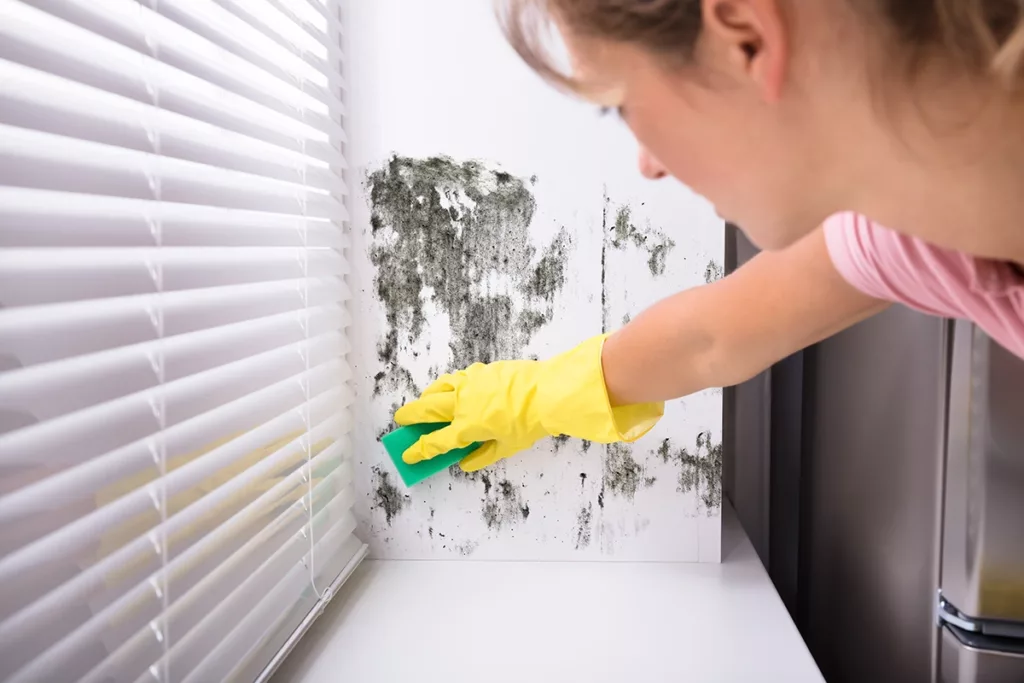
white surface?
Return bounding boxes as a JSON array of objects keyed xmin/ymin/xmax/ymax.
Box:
[
  {"xmin": 271, "ymin": 504, "xmax": 824, "ymax": 683},
  {"xmin": 348, "ymin": 0, "xmax": 724, "ymax": 562}
]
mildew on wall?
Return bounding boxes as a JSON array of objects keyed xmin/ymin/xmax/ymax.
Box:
[
  {"xmin": 348, "ymin": 0, "xmax": 724, "ymax": 562},
  {"xmin": 354, "ymin": 155, "xmax": 723, "ymax": 561}
]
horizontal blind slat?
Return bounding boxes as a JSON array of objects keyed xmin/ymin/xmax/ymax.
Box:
[
  {"xmin": 0, "ymin": 0, "xmax": 345, "ymax": 158},
  {"xmin": 230, "ymin": 533, "xmax": 367, "ymax": 683},
  {"xmin": 0, "ymin": 277, "xmax": 350, "ymax": 369},
  {"xmin": 0, "ymin": 125, "xmax": 343, "ymax": 221},
  {"xmin": 182, "ymin": 512, "xmax": 361, "ymax": 683},
  {"xmin": 0, "ymin": 337, "xmax": 349, "ymax": 471},
  {"xmin": 0, "ymin": 188, "xmax": 348, "ymax": 249},
  {"xmin": 0, "ymin": 60, "xmax": 346, "ymax": 190},
  {"xmin": 0, "ymin": 388, "xmax": 348, "ymax": 539},
  {"xmin": 1, "ymin": 304, "xmax": 348, "ymax": 435},
  {"xmin": 0, "ymin": 245, "xmax": 348, "ymax": 307},
  {"xmin": 0, "ymin": 418, "xmax": 349, "ymax": 638},
  {"xmin": 0, "ymin": 390, "xmax": 350, "ymax": 619},
  {"xmin": 156, "ymin": 0, "xmax": 328, "ymax": 87},
  {"xmin": 124, "ymin": 486, "xmax": 356, "ymax": 683},
  {"xmin": 213, "ymin": 0, "xmax": 328, "ymax": 60},
  {"xmin": 4, "ymin": 451, "xmax": 353, "ymax": 683},
  {"xmin": 167, "ymin": 502, "xmax": 357, "ymax": 683},
  {"xmin": 16, "ymin": 0, "xmax": 345, "ymax": 131}
]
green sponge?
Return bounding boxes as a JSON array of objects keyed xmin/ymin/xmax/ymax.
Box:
[{"xmin": 380, "ymin": 422, "xmax": 482, "ymax": 487}]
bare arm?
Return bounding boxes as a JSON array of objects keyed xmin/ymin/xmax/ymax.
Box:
[{"xmin": 602, "ymin": 227, "xmax": 890, "ymax": 405}]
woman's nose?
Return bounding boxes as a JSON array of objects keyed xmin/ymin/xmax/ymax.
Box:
[{"xmin": 638, "ymin": 148, "xmax": 669, "ymax": 180}]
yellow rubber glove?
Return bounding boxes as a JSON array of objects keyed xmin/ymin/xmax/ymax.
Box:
[{"xmin": 395, "ymin": 334, "xmax": 664, "ymax": 472}]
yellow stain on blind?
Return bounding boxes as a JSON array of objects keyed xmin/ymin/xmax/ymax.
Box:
[{"xmin": 92, "ymin": 432, "xmax": 339, "ymax": 596}]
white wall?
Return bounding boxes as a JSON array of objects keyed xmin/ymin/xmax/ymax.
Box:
[{"xmin": 347, "ymin": 0, "xmax": 724, "ymax": 561}]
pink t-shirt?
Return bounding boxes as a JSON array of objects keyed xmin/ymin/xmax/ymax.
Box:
[{"xmin": 823, "ymin": 211, "xmax": 1024, "ymax": 359}]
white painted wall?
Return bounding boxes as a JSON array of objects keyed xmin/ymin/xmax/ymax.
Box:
[{"xmin": 347, "ymin": 0, "xmax": 724, "ymax": 561}]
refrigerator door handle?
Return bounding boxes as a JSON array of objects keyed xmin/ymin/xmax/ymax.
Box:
[{"xmin": 940, "ymin": 622, "xmax": 1024, "ymax": 683}]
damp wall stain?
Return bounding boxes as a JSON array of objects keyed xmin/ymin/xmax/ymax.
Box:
[
  {"xmin": 481, "ymin": 478, "xmax": 532, "ymax": 531},
  {"xmin": 551, "ymin": 434, "xmax": 571, "ymax": 452},
  {"xmin": 602, "ymin": 443, "xmax": 656, "ymax": 500},
  {"xmin": 360, "ymin": 154, "xmax": 721, "ymax": 558},
  {"xmin": 366, "ymin": 155, "xmax": 572, "ymax": 401},
  {"xmin": 704, "ymin": 259, "xmax": 724, "ymax": 284},
  {"xmin": 610, "ymin": 204, "xmax": 676, "ymax": 277},
  {"xmin": 574, "ymin": 503, "xmax": 593, "ymax": 549},
  {"xmin": 655, "ymin": 431, "xmax": 723, "ymax": 512},
  {"xmin": 371, "ymin": 466, "xmax": 409, "ymax": 526}
]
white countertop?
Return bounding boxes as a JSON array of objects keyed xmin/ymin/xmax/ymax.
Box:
[{"xmin": 272, "ymin": 504, "xmax": 824, "ymax": 683}]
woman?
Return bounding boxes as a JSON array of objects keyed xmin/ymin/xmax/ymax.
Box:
[{"xmin": 396, "ymin": 0, "xmax": 1024, "ymax": 472}]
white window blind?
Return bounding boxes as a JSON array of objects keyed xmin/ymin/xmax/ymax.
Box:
[{"xmin": 0, "ymin": 1, "xmax": 366, "ymax": 681}]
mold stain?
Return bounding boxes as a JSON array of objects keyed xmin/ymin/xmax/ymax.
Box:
[
  {"xmin": 655, "ymin": 431, "xmax": 724, "ymax": 513},
  {"xmin": 602, "ymin": 443, "xmax": 656, "ymax": 501},
  {"xmin": 454, "ymin": 540, "xmax": 478, "ymax": 556},
  {"xmin": 371, "ymin": 466, "xmax": 409, "ymax": 526},
  {"xmin": 704, "ymin": 259, "xmax": 724, "ymax": 284},
  {"xmin": 574, "ymin": 503, "xmax": 593, "ymax": 549},
  {"xmin": 366, "ymin": 155, "xmax": 572, "ymax": 402},
  {"xmin": 610, "ymin": 204, "xmax": 676, "ymax": 277},
  {"xmin": 551, "ymin": 434, "xmax": 571, "ymax": 452},
  {"xmin": 481, "ymin": 478, "xmax": 531, "ymax": 531}
]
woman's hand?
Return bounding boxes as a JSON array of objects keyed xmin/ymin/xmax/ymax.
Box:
[{"xmin": 395, "ymin": 335, "xmax": 663, "ymax": 472}]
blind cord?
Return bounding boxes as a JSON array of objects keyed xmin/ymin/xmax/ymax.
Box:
[{"xmin": 299, "ymin": 61, "xmax": 326, "ymax": 601}]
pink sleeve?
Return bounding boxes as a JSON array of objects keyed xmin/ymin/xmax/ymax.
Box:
[{"xmin": 822, "ymin": 211, "xmax": 894, "ymax": 301}]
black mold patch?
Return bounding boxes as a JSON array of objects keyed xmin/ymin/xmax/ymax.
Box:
[
  {"xmin": 704, "ymin": 259, "xmax": 724, "ymax": 284},
  {"xmin": 370, "ymin": 466, "xmax": 409, "ymax": 525},
  {"xmin": 610, "ymin": 204, "xmax": 676, "ymax": 277},
  {"xmin": 655, "ymin": 431, "xmax": 723, "ymax": 512},
  {"xmin": 574, "ymin": 503, "xmax": 593, "ymax": 549},
  {"xmin": 602, "ymin": 443, "xmax": 655, "ymax": 500},
  {"xmin": 581, "ymin": 439, "xmax": 593, "ymax": 453},
  {"xmin": 366, "ymin": 156, "xmax": 571, "ymax": 398},
  {"xmin": 481, "ymin": 478, "xmax": 531, "ymax": 531},
  {"xmin": 551, "ymin": 434, "xmax": 571, "ymax": 452}
]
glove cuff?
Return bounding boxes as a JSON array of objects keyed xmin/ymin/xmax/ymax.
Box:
[{"xmin": 536, "ymin": 334, "xmax": 663, "ymax": 443}]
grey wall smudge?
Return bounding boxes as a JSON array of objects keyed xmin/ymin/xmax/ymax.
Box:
[
  {"xmin": 704, "ymin": 259, "xmax": 724, "ymax": 284},
  {"xmin": 600, "ymin": 191, "xmax": 675, "ymax": 331},
  {"xmin": 574, "ymin": 503, "xmax": 593, "ymax": 549},
  {"xmin": 371, "ymin": 466, "xmax": 409, "ymax": 526},
  {"xmin": 453, "ymin": 540, "xmax": 478, "ymax": 556},
  {"xmin": 655, "ymin": 431, "xmax": 723, "ymax": 513},
  {"xmin": 367, "ymin": 155, "xmax": 571, "ymax": 392},
  {"xmin": 551, "ymin": 434, "xmax": 571, "ymax": 452},
  {"xmin": 367, "ymin": 155, "xmax": 572, "ymax": 534},
  {"xmin": 610, "ymin": 204, "xmax": 676, "ymax": 277},
  {"xmin": 602, "ymin": 443, "xmax": 656, "ymax": 500},
  {"xmin": 481, "ymin": 478, "xmax": 531, "ymax": 531}
]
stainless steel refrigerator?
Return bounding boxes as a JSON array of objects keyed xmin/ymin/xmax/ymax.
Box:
[{"xmin": 723, "ymin": 226, "xmax": 1024, "ymax": 683}]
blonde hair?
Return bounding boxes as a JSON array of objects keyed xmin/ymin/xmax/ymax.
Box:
[{"xmin": 498, "ymin": 0, "xmax": 1024, "ymax": 91}]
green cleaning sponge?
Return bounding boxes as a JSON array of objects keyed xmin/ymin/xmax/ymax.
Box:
[{"xmin": 380, "ymin": 422, "xmax": 482, "ymax": 487}]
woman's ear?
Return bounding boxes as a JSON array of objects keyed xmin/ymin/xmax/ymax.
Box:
[{"xmin": 701, "ymin": 0, "xmax": 788, "ymax": 102}]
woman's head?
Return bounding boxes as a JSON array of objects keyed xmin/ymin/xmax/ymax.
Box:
[{"xmin": 498, "ymin": 0, "xmax": 1024, "ymax": 250}]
